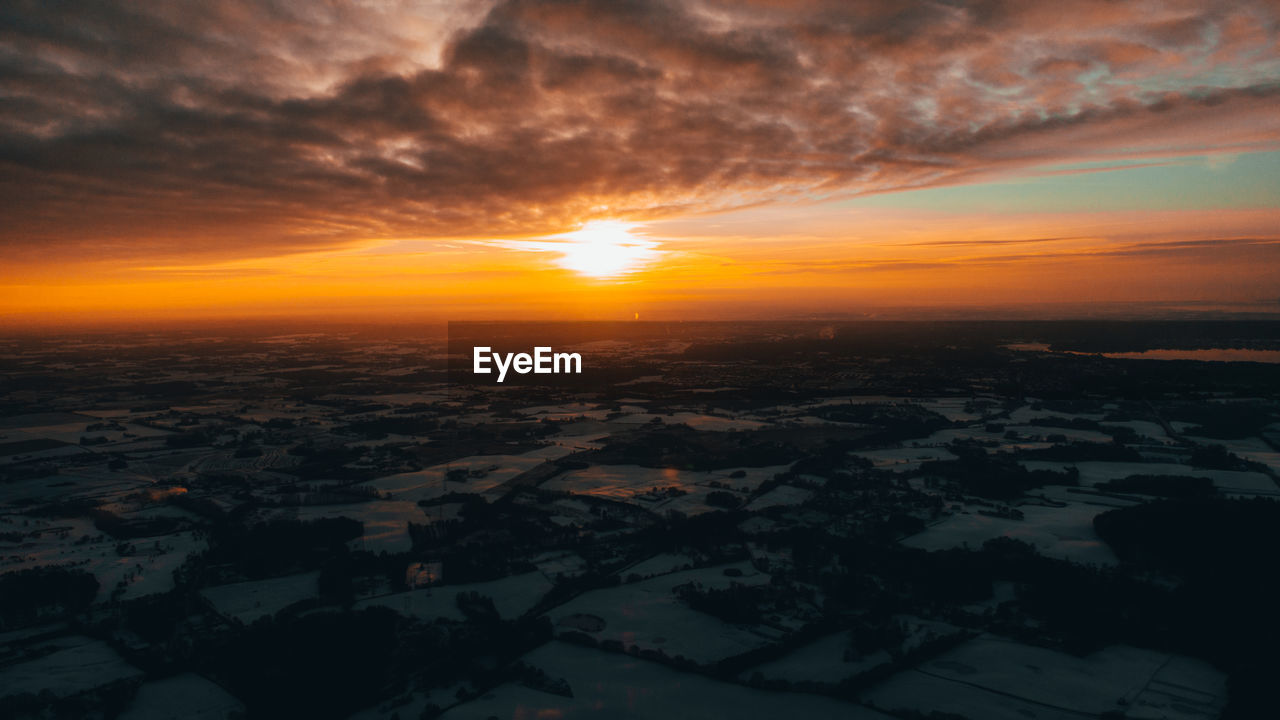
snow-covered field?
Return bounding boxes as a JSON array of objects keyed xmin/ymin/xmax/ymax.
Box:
[
  {"xmin": 200, "ymin": 571, "xmax": 320, "ymax": 624},
  {"xmin": 117, "ymin": 673, "xmax": 245, "ymax": 720},
  {"xmin": 918, "ymin": 398, "xmax": 984, "ymax": 423},
  {"xmin": 1022, "ymin": 460, "xmax": 1279, "ymax": 497},
  {"xmin": 1007, "ymin": 425, "xmax": 1116, "ymax": 444},
  {"xmin": 279, "ymin": 499, "xmax": 429, "ymax": 553},
  {"xmin": 745, "ymin": 484, "xmax": 813, "ymax": 511},
  {"xmin": 0, "ymin": 411, "xmax": 172, "ymax": 445},
  {"xmin": 544, "ymin": 464, "xmax": 684, "ymax": 501},
  {"xmin": 546, "ymin": 561, "xmax": 772, "ymax": 665},
  {"xmin": 1006, "ymin": 405, "xmax": 1105, "ymax": 425},
  {"xmin": 544, "ymin": 464, "xmax": 788, "ymax": 516},
  {"xmin": 543, "ymin": 497, "xmax": 597, "ymax": 527},
  {"xmin": 743, "ymin": 616, "xmax": 962, "ymax": 686},
  {"xmin": 364, "ymin": 446, "xmax": 575, "ymax": 503},
  {"xmin": 1101, "ymin": 419, "xmax": 1171, "ymax": 442},
  {"xmin": 853, "ymin": 446, "xmax": 957, "ymax": 471},
  {"xmin": 607, "ymin": 411, "xmax": 766, "ymax": 431},
  {"xmin": 0, "ymin": 468, "xmax": 154, "ymax": 506},
  {"xmin": 917, "ymin": 427, "xmax": 1012, "ymax": 447},
  {"xmin": 902, "ymin": 490, "xmax": 1132, "ymax": 566},
  {"xmin": 440, "ymin": 641, "xmax": 895, "ymax": 720},
  {"xmin": 0, "ymin": 634, "xmax": 143, "ymax": 698},
  {"xmin": 547, "ymin": 431, "xmax": 612, "ymax": 451},
  {"xmin": 1185, "ymin": 434, "xmax": 1280, "ymax": 475},
  {"xmin": 0, "ymin": 515, "xmax": 206, "ymax": 603},
  {"xmin": 862, "ymin": 634, "xmax": 1225, "ymax": 720},
  {"xmin": 623, "ymin": 553, "xmax": 695, "ymax": 580},
  {"xmin": 517, "ymin": 402, "xmax": 612, "ymax": 421},
  {"xmin": 355, "ymin": 571, "xmax": 553, "ymax": 622},
  {"xmin": 533, "ymin": 551, "xmax": 588, "ymax": 580}
]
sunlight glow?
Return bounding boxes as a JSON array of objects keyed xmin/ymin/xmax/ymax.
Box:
[{"xmin": 550, "ymin": 221, "xmax": 660, "ymax": 278}]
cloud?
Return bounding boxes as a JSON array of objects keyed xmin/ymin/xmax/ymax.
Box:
[
  {"xmin": 899, "ymin": 236, "xmax": 1086, "ymax": 248},
  {"xmin": 743, "ymin": 236, "xmax": 1280, "ymax": 275},
  {"xmin": 1, "ymin": 0, "xmax": 1279, "ymax": 262}
]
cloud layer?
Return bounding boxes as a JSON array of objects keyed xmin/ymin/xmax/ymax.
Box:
[{"xmin": 2, "ymin": 0, "xmax": 1279, "ymax": 261}]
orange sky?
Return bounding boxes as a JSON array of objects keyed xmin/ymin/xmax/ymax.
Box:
[
  {"xmin": 6, "ymin": 202, "xmax": 1278, "ymax": 324},
  {"xmin": 2, "ymin": 0, "xmax": 1280, "ymax": 324}
]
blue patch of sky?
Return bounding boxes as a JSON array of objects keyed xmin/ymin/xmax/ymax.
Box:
[{"xmin": 841, "ymin": 150, "xmax": 1280, "ymax": 213}]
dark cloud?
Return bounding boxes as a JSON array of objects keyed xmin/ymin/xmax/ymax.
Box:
[{"xmin": 1, "ymin": 0, "xmax": 1279, "ymax": 261}]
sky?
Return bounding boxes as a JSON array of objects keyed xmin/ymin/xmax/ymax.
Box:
[{"xmin": 2, "ymin": 0, "xmax": 1279, "ymax": 324}]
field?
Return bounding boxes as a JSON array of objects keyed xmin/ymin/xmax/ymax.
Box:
[
  {"xmin": 200, "ymin": 571, "xmax": 320, "ymax": 624},
  {"xmin": 440, "ymin": 641, "xmax": 895, "ymax": 719},
  {"xmin": 354, "ymin": 571, "xmax": 553, "ymax": 622},
  {"xmin": 902, "ymin": 487, "xmax": 1133, "ymax": 565},
  {"xmin": 0, "ymin": 633, "xmax": 143, "ymax": 698},
  {"xmin": 117, "ymin": 673, "xmax": 245, "ymax": 720},
  {"xmin": 862, "ymin": 634, "xmax": 1226, "ymax": 720},
  {"xmin": 546, "ymin": 561, "xmax": 774, "ymax": 665}
]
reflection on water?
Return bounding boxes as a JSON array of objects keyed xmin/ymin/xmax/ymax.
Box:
[
  {"xmin": 1100, "ymin": 349, "xmax": 1280, "ymax": 363},
  {"xmin": 1006, "ymin": 344, "xmax": 1280, "ymax": 363}
]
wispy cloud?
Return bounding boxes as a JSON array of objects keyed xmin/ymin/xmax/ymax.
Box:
[
  {"xmin": 1, "ymin": 0, "xmax": 1279, "ymax": 263},
  {"xmin": 745, "ymin": 236, "xmax": 1280, "ymax": 274}
]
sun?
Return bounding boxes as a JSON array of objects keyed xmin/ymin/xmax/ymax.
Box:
[{"xmin": 552, "ymin": 221, "xmax": 660, "ymax": 278}]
